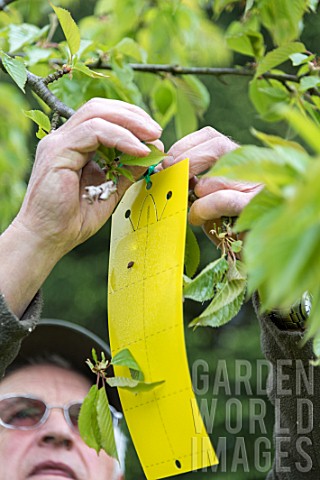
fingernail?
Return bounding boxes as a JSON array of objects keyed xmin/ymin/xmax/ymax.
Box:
[{"xmin": 141, "ymin": 144, "xmax": 151, "ymax": 153}]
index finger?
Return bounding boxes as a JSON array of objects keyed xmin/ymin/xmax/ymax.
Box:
[{"xmin": 59, "ymin": 97, "xmax": 162, "ymax": 142}]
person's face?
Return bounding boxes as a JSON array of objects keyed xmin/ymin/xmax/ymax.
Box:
[{"xmin": 0, "ymin": 364, "xmax": 120, "ymax": 480}]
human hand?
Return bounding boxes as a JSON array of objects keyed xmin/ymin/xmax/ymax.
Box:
[
  {"xmin": 162, "ymin": 127, "xmax": 262, "ymax": 240},
  {"xmin": 13, "ymin": 98, "xmax": 163, "ymax": 258},
  {"xmin": 0, "ymin": 98, "xmax": 162, "ymax": 317}
]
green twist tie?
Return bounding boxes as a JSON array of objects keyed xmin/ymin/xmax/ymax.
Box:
[{"xmin": 144, "ymin": 164, "xmax": 157, "ymax": 187}]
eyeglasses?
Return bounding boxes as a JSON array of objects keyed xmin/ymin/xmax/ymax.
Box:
[{"xmin": 0, "ymin": 395, "xmax": 122, "ymax": 432}]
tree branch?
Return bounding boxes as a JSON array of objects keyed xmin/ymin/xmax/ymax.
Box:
[
  {"xmin": 0, "ymin": 56, "xmax": 74, "ymax": 118},
  {"xmin": 26, "ymin": 71, "xmax": 75, "ymax": 118},
  {"xmin": 0, "ymin": 0, "xmax": 16, "ymax": 11},
  {"xmin": 85, "ymin": 61, "xmax": 301, "ymax": 84}
]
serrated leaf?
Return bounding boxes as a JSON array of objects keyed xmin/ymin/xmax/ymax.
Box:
[
  {"xmin": 255, "ymin": 42, "xmax": 305, "ymax": 78},
  {"xmin": 189, "ymin": 278, "xmax": 246, "ymax": 328},
  {"xmin": 227, "ymin": 259, "xmax": 246, "ymax": 281},
  {"xmin": 107, "ymin": 376, "xmax": 164, "ymax": 392},
  {"xmin": 243, "ymin": 161, "xmax": 320, "ymax": 309},
  {"xmin": 23, "ymin": 109, "xmax": 51, "ymax": 132},
  {"xmin": 111, "ymin": 348, "xmax": 144, "ymax": 381},
  {"xmin": 96, "ymin": 387, "xmax": 118, "ymax": 460},
  {"xmin": 210, "ymin": 145, "xmax": 310, "ymax": 194},
  {"xmin": 1, "ymin": 53, "xmax": 27, "ymax": 93},
  {"xmin": 51, "ymin": 4, "xmax": 80, "ymax": 56},
  {"xmin": 184, "ymin": 224, "xmax": 200, "ymax": 278},
  {"xmin": 183, "ymin": 257, "xmax": 228, "ymax": 302},
  {"xmin": 121, "ymin": 144, "xmax": 167, "ymax": 167},
  {"xmin": 78, "ymin": 385, "xmax": 101, "ymax": 453}
]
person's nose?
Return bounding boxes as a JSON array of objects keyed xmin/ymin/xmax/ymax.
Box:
[{"xmin": 37, "ymin": 408, "xmax": 75, "ymax": 450}]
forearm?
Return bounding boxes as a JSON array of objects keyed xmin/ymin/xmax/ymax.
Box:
[
  {"xmin": 253, "ymin": 295, "xmax": 320, "ymax": 479},
  {"xmin": 0, "ymin": 222, "xmax": 62, "ymax": 318}
]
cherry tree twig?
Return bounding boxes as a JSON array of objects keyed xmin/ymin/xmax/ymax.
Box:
[{"xmin": 52, "ymin": 59, "xmax": 303, "ymax": 85}]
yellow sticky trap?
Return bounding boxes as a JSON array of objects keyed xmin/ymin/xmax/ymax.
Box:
[{"xmin": 108, "ymin": 159, "xmax": 218, "ymax": 479}]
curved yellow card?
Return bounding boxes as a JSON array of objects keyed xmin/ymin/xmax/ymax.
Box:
[{"xmin": 108, "ymin": 159, "xmax": 217, "ymax": 479}]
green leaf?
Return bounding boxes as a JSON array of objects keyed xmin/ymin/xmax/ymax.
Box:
[
  {"xmin": 172, "ymin": 75, "xmax": 210, "ymax": 117},
  {"xmin": 245, "ymin": 0, "xmax": 255, "ymax": 14},
  {"xmin": 107, "ymin": 376, "xmax": 165, "ymax": 392},
  {"xmin": 249, "ymin": 78, "xmax": 290, "ymax": 122},
  {"xmin": 8, "ymin": 24, "xmax": 48, "ymax": 53},
  {"xmin": 235, "ymin": 189, "xmax": 282, "ymax": 232},
  {"xmin": 23, "ymin": 109, "xmax": 51, "ymax": 133},
  {"xmin": 251, "ymin": 128, "xmax": 306, "ymax": 152},
  {"xmin": 259, "ymin": 0, "xmax": 308, "ymax": 45},
  {"xmin": 279, "ymin": 107, "xmax": 320, "ymax": 154},
  {"xmin": 299, "ymin": 76, "xmax": 320, "ymax": 92},
  {"xmin": 114, "ymin": 37, "xmax": 147, "ymax": 63},
  {"xmin": 189, "ymin": 277, "xmax": 246, "ymax": 328},
  {"xmin": 183, "ymin": 257, "xmax": 229, "ymax": 302},
  {"xmin": 226, "ymin": 23, "xmax": 265, "ymax": 59},
  {"xmin": 184, "ymin": 224, "xmax": 200, "ymax": 278},
  {"xmin": 175, "ymin": 88, "xmax": 198, "ymax": 138},
  {"xmin": 115, "ymin": 167, "xmax": 135, "ymax": 182},
  {"xmin": 96, "ymin": 387, "xmax": 118, "ymax": 460},
  {"xmin": 151, "ymin": 79, "xmax": 177, "ymax": 128},
  {"xmin": 244, "ymin": 161, "xmax": 320, "ymax": 309},
  {"xmin": 51, "ymin": 4, "xmax": 81, "ymax": 57},
  {"xmin": 73, "ymin": 62, "xmax": 109, "ymax": 79},
  {"xmin": 121, "ymin": 144, "xmax": 167, "ymax": 167},
  {"xmin": 255, "ymin": 42, "xmax": 305, "ymax": 78},
  {"xmin": 227, "ymin": 260, "xmax": 246, "ymax": 282},
  {"xmin": 1, "ymin": 53, "xmax": 27, "ymax": 93},
  {"xmin": 97, "ymin": 145, "xmax": 115, "ymax": 163},
  {"xmin": 230, "ymin": 240, "xmax": 243, "ymax": 254},
  {"xmin": 210, "ymin": 145, "xmax": 310, "ymax": 194},
  {"xmin": 111, "ymin": 348, "xmax": 144, "ymax": 381},
  {"xmin": 289, "ymin": 53, "xmax": 309, "ymax": 66},
  {"xmin": 78, "ymin": 385, "xmax": 101, "ymax": 453}
]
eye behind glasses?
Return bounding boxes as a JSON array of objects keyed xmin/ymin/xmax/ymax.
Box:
[
  {"xmin": 0, "ymin": 395, "xmax": 82, "ymax": 431},
  {"xmin": 0, "ymin": 394, "xmax": 122, "ymax": 431}
]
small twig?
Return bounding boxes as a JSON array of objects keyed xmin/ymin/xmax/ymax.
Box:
[
  {"xmin": 50, "ymin": 110, "xmax": 61, "ymax": 131},
  {"xmin": 43, "ymin": 65, "xmax": 72, "ymax": 86}
]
